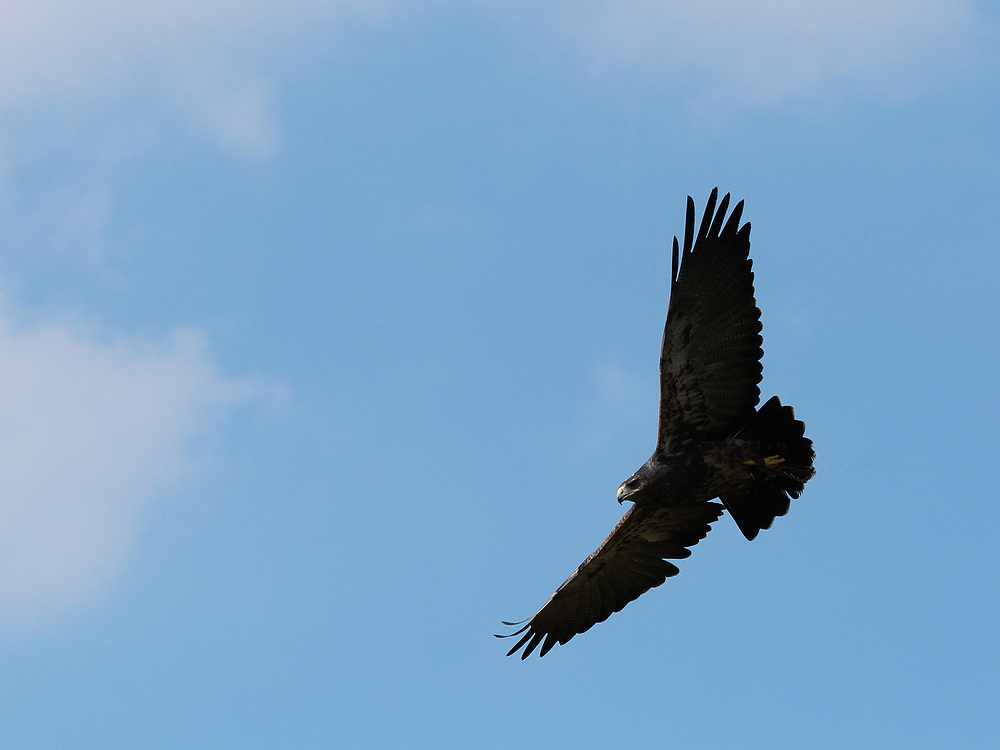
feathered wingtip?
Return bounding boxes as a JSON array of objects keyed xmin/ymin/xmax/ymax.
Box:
[
  {"xmin": 494, "ymin": 618, "xmax": 550, "ymax": 659},
  {"xmin": 672, "ymin": 188, "xmax": 749, "ymax": 290},
  {"xmin": 697, "ymin": 188, "xmax": 721, "ymax": 246},
  {"xmin": 495, "ymin": 623, "xmax": 533, "ymax": 658},
  {"xmin": 695, "ymin": 188, "xmax": 746, "ymax": 249}
]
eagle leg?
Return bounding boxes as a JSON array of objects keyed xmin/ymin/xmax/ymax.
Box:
[{"xmin": 764, "ymin": 455, "xmax": 785, "ymax": 470}]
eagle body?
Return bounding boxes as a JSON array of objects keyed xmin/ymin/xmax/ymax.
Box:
[
  {"xmin": 632, "ymin": 427, "xmax": 809, "ymax": 509},
  {"xmin": 499, "ymin": 189, "xmax": 816, "ymax": 658},
  {"xmin": 626, "ymin": 440, "xmax": 771, "ymax": 504}
]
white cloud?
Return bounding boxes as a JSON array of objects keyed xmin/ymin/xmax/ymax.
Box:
[
  {"xmin": 0, "ymin": 0, "xmax": 991, "ymax": 154},
  {"xmin": 178, "ymin": 75, "xmax": 279, "ymax": 159},
  {"xmin": 0, "ymin": 310, "xmax": 268, "ymax": 624},
  {"xmin": 0, "ymin": 0, "xmax": 393, "ymax": 157},
  {"xmin": 546, "ymin": 0, "xmax": 991, "ymax": 109}
]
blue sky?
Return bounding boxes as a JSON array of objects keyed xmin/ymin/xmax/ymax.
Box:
[{"xmin": 0, "ymin": 1, "xmax": 998, "ymax": 747}]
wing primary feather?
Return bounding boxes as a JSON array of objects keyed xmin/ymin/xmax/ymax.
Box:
[
  {"xmin": 722, "ymin": 200, "xmax": 744, "ymax": 238},
  {"xmin": 671, "ymin": 236, "xmax": 680, "ymax": 291},
  {"xmin": 684, "ymin": 196, "xmax": 695, "ymax": 256},
  {"xmin": 697, "ymin": 187, "xmax": 719, "ymax": 244},
  {"xmin": 494, "ymin": 621, "xmax": 530, "ymax": 638},
  {"xmin": 520, "ymin": 631, "xmax": 545, "ymax": 659},
  {"xmin": 499, "ymin": 618, "xmax": 529, "ymax": 627},
  {"xmin": 708, "ymin": 192, "xmax": 731, "ymax": 238},
  {"xmin": 539, "ymin": 631, "xmax": 560, "ymax": 657},
  {"xmin": 506, "ymin": 630, "xmax": 535, "ymax": 657},
  {"xmin": 549, "ymin": 616, "xmax": 574, "ymax": 650}
]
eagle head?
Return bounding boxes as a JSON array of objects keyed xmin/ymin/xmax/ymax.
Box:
[{"xmin": 617, "ymin": 472, "xmax": 646, "ymax": 504}]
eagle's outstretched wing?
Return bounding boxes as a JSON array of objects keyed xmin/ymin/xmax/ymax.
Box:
[
  {"xmin": 497, "ymin": 502, "xmax": 724, "ymax": 659},
  {"xmin": 658, "ymin": 189, "xmax": 763, "ymax": 451}
]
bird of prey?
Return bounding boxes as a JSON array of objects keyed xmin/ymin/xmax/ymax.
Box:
[{"xmin": 498, "ymin": 188, "xmax": 815, "ymax": 659}]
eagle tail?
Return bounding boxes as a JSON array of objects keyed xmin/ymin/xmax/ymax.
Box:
[{"xmin": 722, "ymin": 396, "xmax": 815, "ymax": 541}]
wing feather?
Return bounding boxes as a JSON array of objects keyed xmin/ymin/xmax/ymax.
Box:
[
  {"xmin": 658, "ymin": 189, "xmax": 763, "ymax": 450},
  {"xmin": 498, "ymin": 501, "xmax": 724, "ymax": 658}
]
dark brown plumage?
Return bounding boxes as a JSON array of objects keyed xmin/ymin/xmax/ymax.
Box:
[{"xmin": 498, "ymin": 189, "xmax": 815, "ymax": 658}]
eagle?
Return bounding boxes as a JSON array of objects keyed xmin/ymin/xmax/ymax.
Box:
[{"xmin": 498, "ymin": 189, "xmax": 815, "ymax": 658}]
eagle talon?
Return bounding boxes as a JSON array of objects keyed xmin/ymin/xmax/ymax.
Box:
[{"xmin": 764, "ymin": 455, "xmax": 785, "ymax": 470}]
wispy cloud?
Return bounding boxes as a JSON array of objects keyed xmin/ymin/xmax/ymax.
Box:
[
  {"xmin": 0, "ymin": 0, "xmax": 392, "ymax": 157},
  {"xmin": 0, "ymin": 310, "xmax": 272, "ymax": 625},
  {"xmin": 545, "ymin": 0, "xmax": 991, "ymax": 109},
  {"xmin": 1, "ymin": 0, "xmax": 991, "ymax": 152},
  {"xmin": 571, "ymin": 360, "xmax": 656, "ymax": 455}
]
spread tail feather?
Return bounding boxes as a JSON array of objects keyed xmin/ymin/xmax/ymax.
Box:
[{"xmin": 722, "ymin": 396, "xmax": 815, "ymax": 541}]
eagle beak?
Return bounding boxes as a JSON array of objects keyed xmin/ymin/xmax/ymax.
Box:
[{"xmin": 617, "ymin": 485, "xmax": 626, "ymax": 504}]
